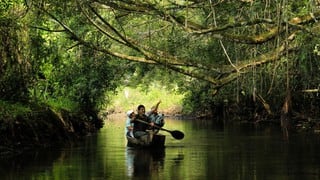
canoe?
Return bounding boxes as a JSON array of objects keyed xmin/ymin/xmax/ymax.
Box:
[{"xmin": 126, "ymin": 133, "xmax": 166, "ymax": 148}]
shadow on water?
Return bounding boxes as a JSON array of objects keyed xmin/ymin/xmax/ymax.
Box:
[{"xmin": 0, "ymin": 147, "xmax": 63, "ymax": 179}]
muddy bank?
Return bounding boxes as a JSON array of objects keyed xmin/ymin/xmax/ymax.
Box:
[{"xmin": 0, "ymin": 105, "xmax": 103, "ymax": 156}]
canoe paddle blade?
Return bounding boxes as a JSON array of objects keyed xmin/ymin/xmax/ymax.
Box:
[{"xmin": 171, "ymin": 130, "xmax": 184, "ymax": 140}]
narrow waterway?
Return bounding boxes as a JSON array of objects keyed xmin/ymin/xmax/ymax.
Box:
[{"xmin": 1, "ymin": 117, "xmax": 320, "ymax": 179}]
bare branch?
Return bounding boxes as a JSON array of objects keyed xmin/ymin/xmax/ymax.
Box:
[{"xmin": 29, "ymin": 25, "xmax": 66, "ymax": 33}]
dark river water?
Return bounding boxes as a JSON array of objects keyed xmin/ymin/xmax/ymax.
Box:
[{"xmin": 1, "ymin": 118, "xmax": 320, "ymax": 180}]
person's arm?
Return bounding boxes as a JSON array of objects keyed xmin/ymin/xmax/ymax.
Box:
[
  {"xmin": 130, "ymin": 114, "xmax": 136, "ymax": 123},
  {"xmin": 146, "ymin": 115, "xmax": 155, "ymax": 126},
  {"xmin": 150, "ymin": 100, "xmax": 161, "ymax": 114},
  {"xmin": 126, "ymin": 118, "xmax": 133, "ymax": 129}
]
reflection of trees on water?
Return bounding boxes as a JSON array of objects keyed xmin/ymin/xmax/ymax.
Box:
[
  {"xmin": 0, "ymin": 148, "xmax": 63, "ymax": 179},
  {"xmin": 125, "ymin": 148, "xmax": 165, "ymax": 178}
]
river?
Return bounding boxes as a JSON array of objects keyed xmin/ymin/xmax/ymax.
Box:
[{"xmin": 1, "ymin": 117, "xmax": 320, "ymax": 179}]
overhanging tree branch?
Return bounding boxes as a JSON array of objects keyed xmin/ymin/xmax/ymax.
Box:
[{"xmin": 32, "ymin": 1, "xmax": 318, "ymax": 90}]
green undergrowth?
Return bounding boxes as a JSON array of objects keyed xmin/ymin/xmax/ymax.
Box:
[
  {"xmin": 0, "ymin": 98, "xmax": 78, "ymax": 120},
  {"xmin": 0, "ymin": 100, "xmax": 32, "ymax": 120},
  {"xmin": 43, "ymin": 97, "xmax": 79, "ymax": 112},
  {"xmin": 0, "ymin": 99, "xmax": 101, "ymax": 155},
  {"xmin": 108, "ymin": 85, "xmax": 185, "ymax": 114}
]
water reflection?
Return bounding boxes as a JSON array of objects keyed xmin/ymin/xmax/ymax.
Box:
[
  {"xmin": 1, "ymin": 118, "xmax": 320, "ymax": 179},
  {"xmin": 125, "ymin": 148, "xmax": 165, "ymax": 178},
  {"xmin": 0, "ymin": 147, "xmax": 66, "ymax": 179}
]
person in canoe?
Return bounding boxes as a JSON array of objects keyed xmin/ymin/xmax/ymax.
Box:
[
  {"xmin": 127, "ymin": 102, "xmax": 183, "ymax": 147},
  {"xmin": 129, "ymin": 104, "xmax": 157, "ymax": 144},
  {"xmin": 125, "ymin": 110, "xmax": 136, "ymax": 137},
  {"xmin": 146, "ymin": 100, "xmax": 165, "ymax": 130},
  {"xmin": 132, "ymin": 105, "xmax": 154, "ymax": 137}
]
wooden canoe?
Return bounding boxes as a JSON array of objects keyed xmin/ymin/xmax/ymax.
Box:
[{"xmin": 126, "ymin": 133, "xmax": 166, "ymax": 148}]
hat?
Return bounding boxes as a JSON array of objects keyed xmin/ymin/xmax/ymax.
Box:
[{"xmin": 126, "ymin": 110, "xmax": 134, "ymax": 117}]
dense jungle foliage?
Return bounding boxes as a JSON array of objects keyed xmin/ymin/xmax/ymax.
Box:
[{"xmin": 1, "ymin": 0, "xmax": 320, "ymax": 149}]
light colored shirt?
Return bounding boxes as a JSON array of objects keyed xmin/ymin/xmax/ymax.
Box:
[{"xmin": 125, "ymin": 117, "xmax": 134, "ymax": 137}]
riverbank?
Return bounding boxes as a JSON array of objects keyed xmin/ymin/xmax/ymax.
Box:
[{"xmin": 0, "ymin": 101, "xmax": 103, "ymax": 157}]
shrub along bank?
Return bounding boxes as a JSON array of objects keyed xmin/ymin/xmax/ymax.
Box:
[{"xmin": 0, "ymin": 101, "xmax": 103, "ymax": 156}]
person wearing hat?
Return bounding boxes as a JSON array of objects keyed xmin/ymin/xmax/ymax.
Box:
[{"xmin": 125, "ymin": 110, "xmax": 135, "ymax": 137}]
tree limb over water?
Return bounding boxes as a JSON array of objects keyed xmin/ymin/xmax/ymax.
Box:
[{"xmin": 32, "ymin": 0, "xmax": 320, "ymax": 89}]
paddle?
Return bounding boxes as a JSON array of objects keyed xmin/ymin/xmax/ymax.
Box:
[{"xmin": 135, "ymin": 119, "xmax": 184, "ymax": 140}]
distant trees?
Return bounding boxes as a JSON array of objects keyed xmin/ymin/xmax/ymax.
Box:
[{"xmin": 1, "ymin": 0, "xmax": 320, "ymax": 121}]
